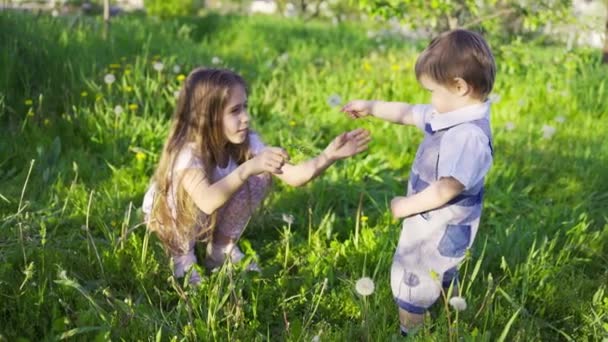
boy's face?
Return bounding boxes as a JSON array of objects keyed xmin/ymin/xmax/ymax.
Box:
[
  {"xmin": 222, "ymin": 85, "xmax": 250, "ymax": 145},
  {"xmin": 419, "ymin": 75, "xmax": 474, "ymax": 114}
]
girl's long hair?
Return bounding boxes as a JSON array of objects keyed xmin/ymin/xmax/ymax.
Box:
[{"xmin": 148, "ymin": 68, "xmax": 252, "ymax": 255}]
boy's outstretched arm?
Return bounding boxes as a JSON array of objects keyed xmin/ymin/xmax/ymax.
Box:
[
  {"xmin": 276, "ymin": 128, "xmax": 370, "ymax": 187},
  {"xmin": 342, "ymin": 100, "xmax": 416, "ymax": 126},
  {"xmin": 390, "ymin": 177, "xmax": 464, "ymax": 218}
]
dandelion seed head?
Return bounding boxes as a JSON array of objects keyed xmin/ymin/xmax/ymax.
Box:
[
  {"xmin": 448, "ymin": 296, "xmax": 467, "ymax": 311},
  {"xmin": 104, "ymin": 73, "xmax": 116, "ymax": 85},
  {"xmin": 327, "ymin": 94, "xmax": 342, "ymax": 107},
  {"xmin": 114, "ymin": 105, "xmax": 124, "ymax": 115},
  {"xmin": 355, "ymin": 277, "xmax": 375, "ymax": 296},
  {"xmin": 282, "ymin": 213, "xmax": 294, "ymax": 225},
  {"xmin": 542, "ymin": 124, "xmax": 556, "ymax": 139},
  {"xmin": 153, "ymin": 62, "xmax": 164, "ymax": 72}
]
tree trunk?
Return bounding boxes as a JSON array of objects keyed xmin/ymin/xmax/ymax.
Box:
[{"xmin": 603, "ymin": 3, "xmax": 608, "ymax": 63}]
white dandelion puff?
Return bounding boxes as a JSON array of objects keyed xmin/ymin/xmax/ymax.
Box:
[
  {"xmin": 311, "ymin": 336, "xmax": 320, "ymax": 342},
  {"xmin": 488, "ymin": 93, "xmax": 501, "ymax": 103},
  {"xmin": 173, "ymin": 65, "xmax": 181, "ymax": 74},
  {"xmin": 153, "ymin": 62, "xmax": 164, "ymax": 72},
  {"xmin": 448, "ymin": 296, "xmax": 467, "ymax": 311},
  {"xmin": 211, "ymin": 56, "xmax": 221, "ymax": 65},
  {"xmin": 114, "ymin": 105, "xmax": 123, "ymax": 115},
  {"xmin": 327, "ymin": 94, "xmax": 342, "ymax": 107},
  {"xmin": 174, "ymin": 90, "xmax": 181, "ymax": 99},
  {"xmin": 542, "ymin": 124, "xmax": 556, "ymax": 139},
  {"xmin": 104, "ymin": 73, "xmax": 116, "ymax": 85},
  {"xmin": 278, "ymin": 53, "xmax": 289, "ymax": 63},
  {"xmin": 282, "ymin": 213, "xmax": 294, "ymax": 225},
  {"xmin": 355, "ymin": 277, "xmax": 375, "ymax": 296},
  {"xmin": 505, "ymin": 122, "xmax": 515, "ymax": 131}
]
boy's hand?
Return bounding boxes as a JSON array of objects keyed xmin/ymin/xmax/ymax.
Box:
[
  {"xmin": 341, "ymin": 100, "xmax": 374, "ymax": 119},
  {"xmin": 246, "ymin": 147, "xmax": 290, "ymax": 176},
  {"xmin": 323, "ymin": 128, "xmax": 371, "ymax": 161},
  {"xmin": 390, "ymin": 196, "xmax": 409, "ymax": 218}
]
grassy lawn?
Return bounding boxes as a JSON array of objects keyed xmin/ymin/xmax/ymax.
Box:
[{"xmin": 1, "ymin": 11, "xmax": 607, "ymax": 341}]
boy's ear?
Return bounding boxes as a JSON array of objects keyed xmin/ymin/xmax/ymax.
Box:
[{"xmin": 452, "ymin": 77, "xmax": 471, "ymax": 97}]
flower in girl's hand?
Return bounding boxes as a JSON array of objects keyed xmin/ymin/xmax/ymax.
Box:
[
  {"xmin": 355, "ymin": 277, "xmax": 375, "ymax": 296},
  {"xmin": 327, "ymin": 94, "xmax": 342, "ymax": 108},
  {"xmin": 448, "ymin": 296, "xmax": 467, "ymax": 311},
  {"xmin": 282, "ymin": 213, "xmax": 294, "ymax": 225}
]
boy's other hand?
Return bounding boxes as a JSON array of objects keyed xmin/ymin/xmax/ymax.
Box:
[{"xmin": 390, "ymin": 196, "xmax": 408, "ymax": 218}]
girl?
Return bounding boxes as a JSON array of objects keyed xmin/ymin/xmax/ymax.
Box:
[{"xmin": 143, "ymin": 68, "xmax": 370, "ymax": 285}]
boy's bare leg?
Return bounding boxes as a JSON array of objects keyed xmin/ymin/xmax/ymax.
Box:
[{"xmin": 399, "ymin": 308, "xmax": 425, "ymax": 335}]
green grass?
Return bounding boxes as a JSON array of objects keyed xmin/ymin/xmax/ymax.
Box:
[{"xmin": 1, "ymin": 11, "xmax": 608, "ymax": 341}]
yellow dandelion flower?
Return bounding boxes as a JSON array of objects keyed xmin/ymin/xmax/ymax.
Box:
[
  {"xmin": 176, "ymin": 74, "xmax": 186, "ymax": 82},
  {"xmin": 361, "ymin": 215, "xmax": 369, "ymax": 222},
  {"xmin": 289, "ymin": 120, "xmax": 296, "ymax": 127},
  {"xmin": 128, "ymin": 103, "xmax": 138, "ymax": 111},
  {"xmin": 363, "ymin": 61, "xmax": 372, "ymax": 72},
  {"xmin": 123, "ymin": 85, "xmax": 133, "ymax": 93},
  {"xmin": 429, "ymin": 270, "xmax": 439, "ymax": 281},
  {"xmin": 24, "ymin": 99, "xmax": 33, "ymax": 106},
  {"xmin": 81, "ymin": 91, "xmax": 88, "ymax": 97},
  {"xmin": 124, "ymin": 69, "xmax": 132, "ymax": 76},
  {"xmin": 135, "ymin": 152, "xmax": 146, "ymax": 161},
  {"xmin": 109, "ymin": 63, "xmax": 121, "ymax": 69},
  {"xmin": 44, "ymin": 119, "xmax": 50, "ymax": 126}
]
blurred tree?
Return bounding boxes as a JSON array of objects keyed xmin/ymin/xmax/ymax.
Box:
[
  {"xmin": 144, "ymin": 0, "xmax": 204, "ymax": 16},
  {"xmin": 604, "ymin": 1, "xmax": 608, "ymax": 63},
  {"xmin": 356, "ymin": 0, "xmax": 574, "ymax": 39}
]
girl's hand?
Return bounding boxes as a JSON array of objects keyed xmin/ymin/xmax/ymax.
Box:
[
  {"xmin": 247, "ymin": 147, "xmax": 290, "ymax": 176},
  {"xmin": 341, "ymin": 100, "xmax": 374, "ymax": 119},
  {"xmin": 324, "ymin": 128, "xmax": 371, "ymax": 161}
]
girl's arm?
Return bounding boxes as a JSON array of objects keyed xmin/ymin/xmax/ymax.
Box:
[
  {"xmin": 342, "ymin": 100, "xmax": 416, "ymax": 126},
  {"xmin": 390, "ymin": 177, "xmax": 464, "ymax": 218},
  {"xmin": 275, "ymin": 128, "xmax": 370, "ymax": 187},
  {"xmin": 180, "ymin": 147, "xmax": 288, "ymax": 214}
]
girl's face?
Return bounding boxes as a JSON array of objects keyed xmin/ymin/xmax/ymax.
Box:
[
  {"xmin": 419, "ymin": 75, "xmax": 470, "ymax": 114},
  {"xmin": 222, "ymin": 85, "xmax": 250, "ymax": 145}
]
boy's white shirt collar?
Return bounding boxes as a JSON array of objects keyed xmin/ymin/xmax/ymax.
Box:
[{"xmin": 429, "ymin": 101, "xmax": 490, "ymax": 131}]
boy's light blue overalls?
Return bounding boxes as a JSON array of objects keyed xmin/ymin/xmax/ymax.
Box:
[{"xmin": 391, "ymin": 108, "xmax": 493, "ymax": 314}]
